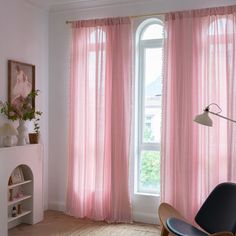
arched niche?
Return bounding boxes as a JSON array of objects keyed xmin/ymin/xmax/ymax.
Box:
[{"xmin": 8, "ymin": 165, "xmax": 34, "ymax": 229}]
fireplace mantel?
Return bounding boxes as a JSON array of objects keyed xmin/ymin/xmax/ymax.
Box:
[{"xmin": 0, "ymin": 144, "xmax": 43, "ymax": 236}]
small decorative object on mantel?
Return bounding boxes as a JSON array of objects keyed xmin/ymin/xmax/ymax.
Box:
[
  {"xmin": 29, "ymin": 133, "xmax": 39, "ymax": 144},
  {"xmin": 17, "ymin": 120, "xmax": 27, "ymax": 145},
  {"xmin": 29, "ymin": 116, "xmax": 41, "ymax": 144},
  {"xmin": 0, "ymin": 123, "xmax": 18, "ymax": 147},
  {"xmin": 0, "ymin": 90, "xmax": 42, "ymax": 146}
]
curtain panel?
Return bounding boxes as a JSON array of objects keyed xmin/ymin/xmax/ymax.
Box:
[
  {"xmin": 161, "ymin": 5, "xmax": 236, "ymax": 221},
  {"xmin": 67, "ymin": 17, "xmax": 132, "ymax": 223}
]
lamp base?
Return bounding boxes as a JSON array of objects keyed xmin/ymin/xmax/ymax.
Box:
[{"xmin": 3, "ymin": 136, "xmax": 13, "ymax": 147}]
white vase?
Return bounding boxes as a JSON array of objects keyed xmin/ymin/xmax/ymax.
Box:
[{"xmin": 17, "ymin": 120, "xmax": 27, "ymax": 146}]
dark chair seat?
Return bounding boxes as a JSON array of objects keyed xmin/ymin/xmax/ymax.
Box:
[
  {"xmin": 159, "ymin": 183, "xmax": 236, "ymax": 236},
  {"xmin": 167, "ymin": 218, "xmax": 208, "ymax": 236}
]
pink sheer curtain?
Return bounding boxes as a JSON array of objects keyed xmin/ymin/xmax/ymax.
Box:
[
  {"xmin": 162, "ymin": 5, "xmax": 236, "ymax": 221},
  {"xmin": 67, "ymin": 17, "xmax": 132, "ymax": 223}
]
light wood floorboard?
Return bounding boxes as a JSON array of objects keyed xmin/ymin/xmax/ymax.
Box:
[{"xmin": 9, "ymin": 210, "xmax": 161, "ymax": 236}]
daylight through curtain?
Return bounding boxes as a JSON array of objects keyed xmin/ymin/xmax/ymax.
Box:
[
  {"xmin": 161, "ymin": 5, "xmax": 236, "ymax": 221},
  {"xmin": 67, "ymin": 17, "xmax": 132, "ymax": 223}
]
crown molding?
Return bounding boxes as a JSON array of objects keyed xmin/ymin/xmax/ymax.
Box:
[
  {"xmin": 49, "ymin": 0, "xmax": 158, "ymax": 13},
  {"xmin": 24, "ymin": 0, "xmax": 50, "ymax": 10},
  {"xmin": 24, "ymin": 0, "xmax": 236, "ymax": 13}
]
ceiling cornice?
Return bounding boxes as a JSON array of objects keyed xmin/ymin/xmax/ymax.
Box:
[
  {"xmin": 24, "ymin": 0, "xmax": 236, "ymax": 13},
  {"xmin": 49, "ymin": 0, "xmax": 157, "ymax": 13},
  {"xmin": 24, "ymin": 0, "xmax": 50, "ymax": 10}
]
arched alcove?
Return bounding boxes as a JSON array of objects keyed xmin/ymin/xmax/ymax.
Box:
[
  {"xmin": 8, "ymin": 164, "xmax": 34, "ymax": 184},
  {"xmin": 8, "ymin": 165, "xmax": 34, "ymax": 229}
]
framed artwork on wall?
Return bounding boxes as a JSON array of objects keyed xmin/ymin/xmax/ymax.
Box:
[{"xmin": 8, "ymin": 60, "xmax": 35, "ymax": 109}]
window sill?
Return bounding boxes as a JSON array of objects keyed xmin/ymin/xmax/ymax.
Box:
[{"xmin": 134, "ymin": 192, "xmax": 160, "ymax": 197}]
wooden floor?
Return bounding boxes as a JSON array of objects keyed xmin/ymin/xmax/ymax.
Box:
[{"xmin": 9, "ymin": 211, "xmax": 161, "ymax": 236}]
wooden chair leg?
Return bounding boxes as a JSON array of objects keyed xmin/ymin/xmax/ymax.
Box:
[
  {"xmin": 161, "ymin": 226, "xmax": 169, "ymax": 236},
  {"xmin": 158, "ymin": 203, "xmax": 187, "ymax": 236}
]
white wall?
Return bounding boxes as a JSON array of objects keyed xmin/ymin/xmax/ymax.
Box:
[
  {"xmin": 0, "ymin": 0, "xmax": 49, "ymax": 209},
  {"xmin": 48, "ymin": 0, "xmax": 236, "ymax": 223}
]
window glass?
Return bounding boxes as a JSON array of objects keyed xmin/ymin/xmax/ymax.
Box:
[
  {"xmin": 209, "ymin": 17, "xmax": 233, "ymax": 35},
  {"xmin": 143, "ymin": 47, "xmax": 162, "ymax": 143},
  {"xmin": 90, "ymin": 29, "xmax": 106, "ymax": 43},
  {"xmin": 141, "ymin": 23, "xmax": 163, "ymax": 40},
  {"xmin": 139, "ymin": 151, "xmax": 161, "ymax": 193}
]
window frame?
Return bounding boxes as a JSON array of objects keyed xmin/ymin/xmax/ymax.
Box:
[{"xmin": 135, "ymin": 18, "xmax": 164, "ymax": 195}]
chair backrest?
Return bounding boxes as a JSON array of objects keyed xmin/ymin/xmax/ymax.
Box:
[{"xmin": 195, "ymin": 182, "xmax": 236, "ymax": 234}]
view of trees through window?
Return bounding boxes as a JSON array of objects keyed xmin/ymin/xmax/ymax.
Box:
[
  {"xmin": 140, "ymin": 151, "xmax": 161, "ymax": 193},
  {"xmin": 136, "ymin": 19, "xmax": 163, "ymax": 195}
]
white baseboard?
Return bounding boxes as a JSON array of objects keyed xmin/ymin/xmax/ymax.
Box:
[
  {"xmin": 48, "ymin": 202, "xmax": 160, "ymax": 225},
  {"xmin": 48, "ymin": 201, "xmax": 66, "ymax": 212},
  {"xmin": 133, "ymin": 211, "xmax": 160, "ymax": 225}
]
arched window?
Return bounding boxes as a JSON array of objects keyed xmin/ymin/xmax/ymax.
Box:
[
  {"xmin": 209, "ymin": 17, "xmax": 233, "ymax": 36},
  {"xmin": 135, "ymin": 18, "xmax": 164, "ymax": 195},
  {"xmin": 88, "ymin": 29, "xmax": 106, "ymax": 88},
  {"xmin": 207, "ymin": 17, "xmax": 234, "ymax": 108}
]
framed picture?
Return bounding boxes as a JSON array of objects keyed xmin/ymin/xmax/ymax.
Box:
[
  {"xmin": 8, "ymin": 60, "xmax": 35, "ymax": 109},
  {"xmin": 11, "ymin": 167, "xmax": 24, "ymax": 184}
]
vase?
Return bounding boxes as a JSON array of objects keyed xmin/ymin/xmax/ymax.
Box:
[{"xmin": 17, "ymin": 120, "xmax": 27, "ymax": 146}]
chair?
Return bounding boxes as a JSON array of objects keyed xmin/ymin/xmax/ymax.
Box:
[{"xmin": 158, "ymin": 182, "xmax": 236, "ymax": 236}]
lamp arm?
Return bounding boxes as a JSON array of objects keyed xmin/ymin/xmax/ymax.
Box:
[{"xmin": 208, "ymin": 111, "xmax": 236, "ymax": 123}]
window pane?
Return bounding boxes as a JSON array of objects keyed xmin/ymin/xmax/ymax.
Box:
[
  {"xmin": 138, "ymin": 151, "xmax": 160, "ymax": 194},
  {"xmin": 209, "ymin": 17, "xmax": 233, "ymax": 35},
  {"xmin": 143, "ymin": 48, "xmax": 162, "ymax": 143},
  {"xmin": 90, "ymin": 29, "xmax": 106, "ymax": 43},
  {"xmin": 141, "ymin": 24, "xmax": 163, "ymax": 40}
]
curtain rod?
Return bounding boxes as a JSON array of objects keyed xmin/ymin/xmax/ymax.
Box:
[{"xmin": 66, "ymin": 12, "xmax": 164, "ymax": 24}]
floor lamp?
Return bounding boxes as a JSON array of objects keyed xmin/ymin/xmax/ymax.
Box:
[{"xmin": 194, "ymin": 103, "xmax": 236, "ymax": 126}]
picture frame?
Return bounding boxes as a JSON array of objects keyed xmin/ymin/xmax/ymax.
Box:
[
  {"xmin": 11, "ymin": 167, "xmax": 24, "ymax": 184},
  {"xmin": 8, "ymin": 60, "xmax": 35, "ymax": 109}
]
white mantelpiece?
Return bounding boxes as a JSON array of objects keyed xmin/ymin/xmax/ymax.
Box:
[{"xmin": 0, "ymin": 144, "xmax": 43, "ymax": 236}]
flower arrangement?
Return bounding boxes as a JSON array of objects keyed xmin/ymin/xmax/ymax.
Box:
[{"xmin": 0, "ymin": 90, "xmax": 42, "ymax": 133}]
